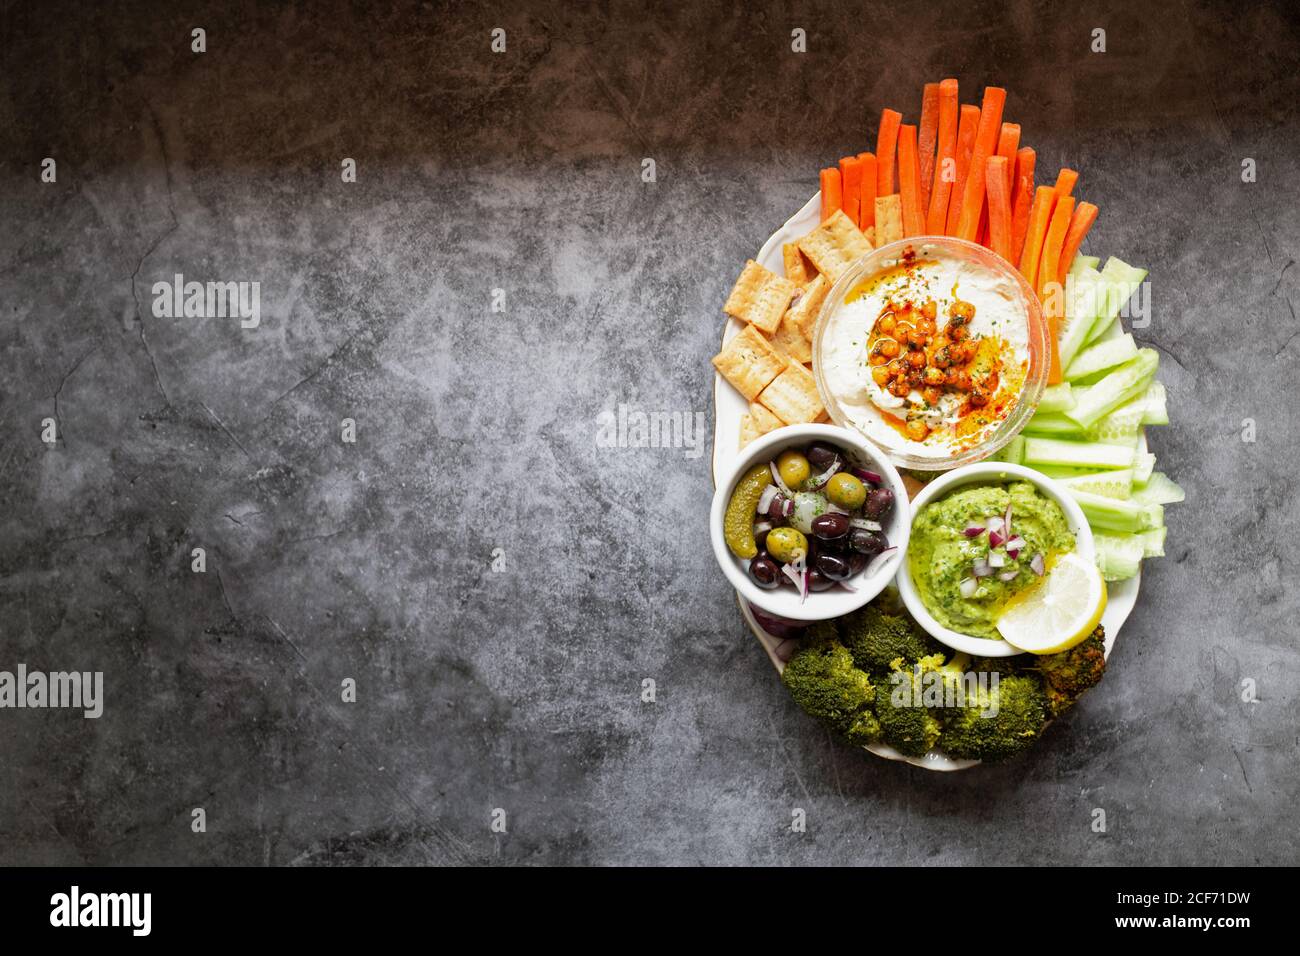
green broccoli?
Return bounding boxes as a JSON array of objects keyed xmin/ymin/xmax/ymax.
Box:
[
  {"xmin": 1035, "ymin": 626, "xmax": 1107, "ymax": 716},
  {"xmin": 939, "ymin": 673, "xmax": 1048, "ymax": 761},
  {"xmin": 840, "ymin": 602, "xmax": 941, "ymax": 672},
  {"xmin": 874, "ymin": 658, "xmax": 944, "ymax": 756},
  {"xmin": 840, "ymin": 709, "xmax": 884, "ymax": 747},
  {"xmin": 781, "ymin": 637, "xmax": 875, "ymax": 730},
  {"xmin": 800, "ymin": 618, "xmax": 839, "ymax": 646}
]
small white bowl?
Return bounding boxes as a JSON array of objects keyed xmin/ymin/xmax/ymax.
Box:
[
  {"xmin": 710, "ymin": 424, "xmax": 910, "ymax": 622},
  {"xmin": 896, "ymin": 461, "xmax": 1095, "ymax": 656}
]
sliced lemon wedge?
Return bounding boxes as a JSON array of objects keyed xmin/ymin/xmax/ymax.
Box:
[{"xmin": 995, "ymin": 552, "xmax": 1107, "ymax": 654}]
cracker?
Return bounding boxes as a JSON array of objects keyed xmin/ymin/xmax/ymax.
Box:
[
  {"xmin": 758, "ymin": 360, "xmax": 825, "ymax": 425},
  {"xmin": 722, "ymin": 259, "xmax": 797, "ymax": 335},
  {"xmin": 863, "ymin": 226, "xmax": 876, "ymax": 247},
  {"xmin": 711, "ymin": 324, "xmax": 785, "ymax": 400},
  {"xmin": 796, "ymin": 209, "xmax": 874, "ymax": 281},
  {"xmin": 786, "ymin": 273, "xmax": 831, "ymax": 338},
  {"xmin": 875, "ymin": 194, "xmax": 903, "ymax": 246},
  {"xmin": 782, "ymin": 243, "xmax": 818, "ymax": 286},
  {"xmin": 748, "ymin": 401, "xmax": 785, "ymax": 435},
  {"xmin": 770, "ymin": 311, "xmax": 812, "ymax": 364},
  {"xmin": 738, "ymin": 413, "xmax": 760, "ymax": 449}
]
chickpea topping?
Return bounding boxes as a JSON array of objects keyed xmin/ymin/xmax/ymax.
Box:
[
  {"xmin": 904, "ymin": 420, "xmax": 930, "ymax": 442},
  {"xmin": 906, "ymin": 350, "xmax": 925, "ymax": 368},
  {"xmin": 923, "ymin": 366, "xmax": 946, "ymax": 386},
  {"xmin": 878, "ymin": 338, "xmax": 900, "ymax": 358},
  {"xmin": 877, "ymin": 314, "xmax": 896, "ymax": 335},
  {"xmin": 871, "ymin": 365, "xmax": 891, "ymax": 386},
  {"xmin": 969, "ymin": 386, "xmax": 990, "ymax": 407},
  {"xmin": 922, "ymin": 386, "xmax": 943, "ymax": 405},
  {"xmin": 920, "ymin": 300, "xmax": 937, "ymax": 320}
]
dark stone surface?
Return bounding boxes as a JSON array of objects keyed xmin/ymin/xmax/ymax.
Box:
[{"xmin": 1, "ymin": 0, "xmax": 1297, "ymax": 865}]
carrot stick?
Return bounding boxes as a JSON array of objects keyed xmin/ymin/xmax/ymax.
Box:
[
  {"xmin": 925, "ymin": 80, "xmax": 960, "ymax": 235},
  {"xmin": 944, "ymin": 104, "xmax": 981, "ymax": 235},
  {"xmin": 1038, "ymin": 195, "xmax": 1075, "ymax": 384},
  {"xmin": 839, "ymin": 156, "xmax": 863, "ymax": 229},
  {"xmin": 897, "ymin": 125, "xmax": 925, "ymax": 237},
  {"xmin": 1009, "ymin": 146, "xmax": 1036, "ymax": 264},
  {"xmin": 1018, "ymin": 185, "xmax": 1057, "ymax": 289},
  {"xmin": 955, "ymin": 86, "xmax": 1006, "ymax": 241},
  {"xmin": 855, "ymin": 152, "xmax": 877, "ymax": 231},
  {"xmin": 1056, "ymin": 201, "xmax": 1099, "ymax": 284},
  {"xmin": 1054, "ymin": 167, "xmax": 1079, "ymax": 198},
  {"xmin": 819, "ymin": 168, "xmax": 843, "ymax": 222},
  {"xmin": 995, "ymin": 123, "xmax": 1020, "ymax": 195},
  {"xmin": 917, "ymin": 82, "xmax": 941, "ymax": 215},
  {"xmin": 876, "ymin": 109, "xmax": 902, "ymax": 197},
  {"xmin": 985, "ymin": 156, "xmax": 1012, "ymax": 262}
]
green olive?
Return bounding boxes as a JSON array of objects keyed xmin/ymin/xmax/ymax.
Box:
[
  {"xmin": 766, "ymin": 527, "xmax": 809, "ymax": 565},
  {"xmin": 826, "ymin": 473, "xmax": 867, "ymax": 510},
  {"xmin": 776, "ymin": 450, "xmax": 811, "ymax": 489}
]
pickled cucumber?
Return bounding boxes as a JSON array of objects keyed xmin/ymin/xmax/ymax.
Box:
[{"xmin": 724, "ymin": 464, "xmax": 773, "ymax": 559}]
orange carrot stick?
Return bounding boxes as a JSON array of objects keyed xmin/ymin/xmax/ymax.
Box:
[
  {"xmin": 926, "ymin": 80, "xmax": 960, "ymax": 235},
  {"xmin": 1009, "ymin": 146, "xmax": 1036, "ymax": 263},
  {"xmin": 1039, "ymin": 195, "xmax": 1075, "ymax": 384},
  {"xmin": 876, "ymin": 109, "xmax": 902, "ymax": 197},
  {"xmin": 857, "ymin": 152, "xmax": 877, "ymax": 231},
  {"xmin": 819, "ymin": 168, "xmax": 843, "ymax": 222},
  {"xmin": 1018, "ymin": 185, "xmax": 1057, "ymax": 289},
  {"xmin": 1056, "ymin": 201, "xmax": 1099, "ymax": 284},
  {"xmin": 995, "ymin": 123, "xmax": 1020, "ymax": 194},
  {"xmin": 1054, "ymin": 167, "xmax": 1079, "ymax": 198},
  {"xmin": 955, "ymin": 86, "xmax": 1006, "ymax": 241},
  {"xmin": 839, "ymin": 156, "xmax": 863, "ymax": 228},
  {"xmin": 944, "ymin": 104, "xmax": 981, "ymax": 235},
  {"xmin": 897, "ymin": 125, "xmax": 925, "ymax": 237},
  {"xmin": 917, "ymin": 82, "xmax": 941, "ymax": 215},
  {"xmin": 985, "ymin": 156, "xmax": 1012, "ymax": 262}
]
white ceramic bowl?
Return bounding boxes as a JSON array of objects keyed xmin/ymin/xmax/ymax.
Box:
[
  {"xmin": 896, "ymin": 461, "xmax": 1095, "ymax": 656},
  {"xmin": 710, "ymin": 424, "xmax": 910, "ymax": 622}
]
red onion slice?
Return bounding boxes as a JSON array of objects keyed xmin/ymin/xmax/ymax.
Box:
[
  {"xmin": 769, "ymin": 461, "xmax": 793, "ymax": 495},
  {"xmin": 781, "ymin": 562, "xmax": 802, "ymax": 590},
  {"xmin": 986, "ymin": 516, "xmax": 1004, "ymax": 534},
  {"xmin": 850, "ymin": 517, "xmax": 883, "ymax": 532},
  {"xmin": 963, "ymin": 524, "xmax": 985, "ymax": 538},
  {"xmin": 1004, "ymin": 504, "xmax": 1013, "ymax": 538},
  {"xmin": 1030, "ymin": 553, "xmax": 1046, "ymax": 576},
  {"xmin": 753, "ymin": 520, "xmax": 773, "ymax": 535},
  {"xmin": 988, "ymin": 531, "xmax": 1005, "ymax": 548},
  {"xmin": 997, "ymin": 569, "xmax": 1020, "ymax": 582},
  {"xmin": 1007, "ymin": 549, "xmax": 1020, "ymax": 560},
  {"xmin": 867, "ymin": 545, "xmax": 898, "ymax": 570},
  {"xmin": 1005, "ymin": 535, "xmax": 1027, "ymax": 552},
  {"xmin": 806, "ymin": 455, "xmax": 843, "ymax": 490},
  {"xmin": 959, "ymin": 577, "xmax": 979, "ymax": 598},
  {"xmin": 757, "ymin": 484, "xmax": 778, "ymax": 516},
  {"xmin": 987, "ymin": 551, "xmax": 1006, "ymax": 568},
  {"xmin": 851, "ymin": 467, "xmax": 883, "ymax": 486},
  {"xmin": 972, "ymin": 557, "xmax": 993, "ymax": 577}
]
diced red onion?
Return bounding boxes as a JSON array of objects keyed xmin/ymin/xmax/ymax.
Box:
[
  {"xmin": 987, "ymin": 551, "xmax": 1006, "ymax": 568},
  {"xmin": 1030, "ymin": 553, "xmax": 1045, "ymax": 576},
  {"xmin": 1007, "ymin": 549, "xmax": 1020, "ymax": 560},
  {"xmin": 826, "ymin": 502, "xmax": 850, "ymax": 515},
  {"xmin": 997, "ymin": 569, "xmax": 1019, "ymax": 582},
  {"xmin": 850, "ymin": 517, "xmax": 883, "ymax": 531},
  {"xmin": 779, "ymin": 497, "xmax": 795, "ymax": 519},
  {"xmin": 988, "ymin": 531, "xmax": 1005, "ymax": 548},
  {"xmin": 781, "ymin": 562, "xmax": 802, "ymax": 590},
  {"xmin": 1005, "ymin": 535, "xmax": 1027, "ymax": 552},
  {"xmin": 972, "ymin": 558, "xmax": 993, "ymax": 578},
  {"xmin": 757, "ymin": 485, "xmax": 778, "ymax": 516},
  {"xmin": 851, "ymin": 467, "xmax": 883, "ymax": 486},
  {"xmin": 867, "ymin": 545, "xmax": 898, "ymax": 570},
  {"xmin": 986, "ymin": 516, "xmax": 1004, "ymax": 534},
  {"xmin": 806, "ymin": 456, "xmax": 843, "ymax": 490},
  {"xmin": 769, "ymin": 461, "xmax": 793, "ymax": 495},
  {"xmin": 959, "ymin": 577, "xmax": 979, "ymax": 598},
  {"xmin": 1004, "ymin": 504, "xmax": 1013, "ymax": 537},
  {"xmin": 963, "ymin": 524, "xmax": 985, "ymax": 538}
]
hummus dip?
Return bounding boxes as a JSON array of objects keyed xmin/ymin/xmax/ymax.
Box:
[{"xmin": 818, "ymin": 243, "xmax": 1030, "ymax": 459}]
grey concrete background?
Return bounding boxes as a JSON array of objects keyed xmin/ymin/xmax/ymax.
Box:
[{"xmin": 0, "ymin": 0, "xmax": 1297, "ymax": 866}]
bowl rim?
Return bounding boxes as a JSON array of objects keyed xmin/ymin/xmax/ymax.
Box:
[
  {"xmin": 895, "ymin": 461, "xmax": 1096, "ymax": 656},
  {"xmin": 810, "ymin": 235, "xmax": 1049, "ymax": 473},
  {"xmin": 710, "ymin": 423, "xmax": 911, "ymax": 622}
]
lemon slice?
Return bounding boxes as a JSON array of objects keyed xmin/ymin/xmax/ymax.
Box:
[{"xmin": 995, "ymin": 552, "xmax": 1107, "ymax": 654}]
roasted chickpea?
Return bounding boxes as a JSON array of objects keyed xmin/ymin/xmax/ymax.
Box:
[
  {"xmin": 877, "ymin": 314, "xmax": 897, "ymax": 336},
  {"xmin": 920, "ymin": 300, "xmax": 937, "ymax": 321},
  {"xmin": 907, "ymin": 329, "xmax": 928, "ymax": 349},
  {"xmin": 904, "ymin": 420, "xmax": 930, "ymax": 442},
  {"xmin": 922, "ymin": 386, "xmax": 943, "ymax": 405},
  {"xmin": 923, "ymin": 366, "xmax": 946, "ymax": 386},
  {"xmin": 894, "ymin": 322, "xmax": 914, "ymax": 341},
  {"xmin": 889, "ymin": 379, "xmax": 910, "ymax": 398},
  {"xmin": 877, "ymin": 337, "xmax": 900, "ymax": 358},
  {"xmin": 947, "ymin": 323, "xmax": 967, "ymax": 342},
  {"xmin": 916, "ymin": 316, "xmax": 936, "ymax": 335},
  {"xmin": 969, "ymin": 387, "xmax": 990, "ymax": 407},
  {"xmin": 906, "ymin": 350, "xmax": 925, "ymax": 368},
  {"xmin": 950, "ymin": 370, "xmax": 972, "ymax": 391},
  {"xmin": 949, "ymin": 300, "xmax": 975, "ymax": 323},
  {"xmin": 932, "ymin": 345, "xmax": 953, "ymax": 369},
  {"xmin": 868, "ymin": 350, "xmax": 889, "ymax": 366},
  {"xmin": 871, "ymin": 365, "xmax": 891, "ymax": 386}
]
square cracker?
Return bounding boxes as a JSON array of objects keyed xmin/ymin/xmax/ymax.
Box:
[
  {"xmin": 711, "ymin": 324, "xmax": 785, "ymax": 400},
  {"xmin": 797, "ymin": 209, "xmax": 873, "ymax": 281},
  {"xmin": 748, "ymin": 401, "xmax": 785, "ymax": 435},
  {"xmin": 782, "ymin": 243, "xmax": 818, "ymax": 286},
  {"xmin": 770, "ymin": 311, "xmax": 812, "ymax": 364},
  {"xmin": 786, "ymin": 273, "xmax": 831, "ymax": 338},
  {"xmin": 758, "ymin": 360, "xmax": 825, "ymax": 425},
  {"xmin": 738, "ymin": 413, "xmax": 760, "ymax": 449},
  {"xmin": 723, "ymin": 259, "xmax": 797, "ymax": 335},
  {"xmin": 875, "ymin": 194, "xmax": 903, "ymax": 246}
]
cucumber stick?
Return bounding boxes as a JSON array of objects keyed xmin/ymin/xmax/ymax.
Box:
[
  {"xmin": 1024, "ymin": 413, "xmax": 1084, "ymax": 437},
  {"xmin": 1056, "ymin": 468, "xmax": 1134, "ymax": 500},
  {"xmin": 1132, "ymin": 471, "xmax": 1184, "ymax": 505},
  {"xmin": 1141, "ymin": 381, "xmax": 1169, "ymax": 425},
  {"xmin": 1093, "ymin": 532, "xmax": 1145, "ymax": 581},
  {"xmin": 1134, "ymin": 451, "xmax": 1156, "ymax": 485},
  {"xmin": 1140, "ymin": 526, "xmax": 1166, "ymax": 558},
  {"xmin": 1038, "ymin": 382, "xmax": 1076, "ymax": 414},
  {"xmin": 1063, "ymin": 349, "xmax": 1159, "ymax": 429},
  {"xmin": 992, "ymin": 435, "xmax": 1026, "ymax": 465},
  {"xmin": 1070, "ymin": 255, "xmax": 1101, "ymax": 274},
  {"xmin": 1086, "ymin": 258, "xmax": 1148, "ymax": 346},
  {"xmin": 1068, "ymin": 488, "xmax": 1164, "ymax": 533},
  {"xmin": 1058, "ymin": 271, "xmax": 1106, "ymax": 372},
  {"xmin": 1067, "ymin": 333, "xmax": 1138, "ymax": 381},
  {"xmin": 1024, "ymin": 436, "xmax": 1135, "ymax": 470}
]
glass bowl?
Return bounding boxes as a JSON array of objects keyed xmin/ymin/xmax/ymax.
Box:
[{"xmin": 810, "ymin": 236, "xmax": 1049, "ymax": 472}]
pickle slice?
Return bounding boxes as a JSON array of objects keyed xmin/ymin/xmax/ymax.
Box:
[{"xmin": 724, "ymin": 464, "xmax": 774, "ymax": 559}]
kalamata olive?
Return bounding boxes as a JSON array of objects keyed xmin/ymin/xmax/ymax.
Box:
[
  {"xmin": 767, "ymin": 493, "xmax": 791, "ymax": 521},
  {"xmin": 749, "ymin": 554, "xmax": 781, "ymax": 589},
  {"xmin": 806, "ymin": 442, "xmax": 839, "ymax": 469},
  {"xmin": 806, "ymin": 568, "xmax": 835, "ymax": 592},
  {"xmin": 863, "ymin": 487, "xmax": 895, "ymax": 519},
  {"xmin": 847, "ymin": 551, "xmax": 868, "ymax": 575},
  {"xmin": 849, "ymin": 528, "xmax": 888, "ymax": 557},
  {"xmin": 811, "ymin": 512, "xmax": 850, "ymax": 540},
  {"xmin": 816, "ymin": 551, "xmax": 852, "ymax": 581},
  {"xmin": 753, "ymin": 524, "xmax": 771, "ymax": 552}
]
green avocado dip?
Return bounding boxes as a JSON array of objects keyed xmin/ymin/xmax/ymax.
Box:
[{"xmin": 908, "ymin": 481, "xmax": 1075, "ymax": 639}]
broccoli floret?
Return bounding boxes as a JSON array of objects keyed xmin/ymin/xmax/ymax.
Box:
[
  {"xmin": 840, "ymin": 709, "xmax": 883, "ymax": 747},
  {"xmin": 1035, "ymin": 626, "xmax": 1107, "ymax": 716},
  {"xmin": 841, "ymin": 603, "xmax": 941, "ymax": 672},
  {"xmin": 939, "ymin": 673, "xmax": 1048, "ymax": 761},
  {"xmin": 874, "ymin": 659, "xmax": 944, "ymax": 756},
  {"xmin": 781, "ymin": 637, "xmax": 875, "ymax": 730},
  {"xmin": 801, "ymin": 618, "xmax": 839, "ymax": 645}
]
